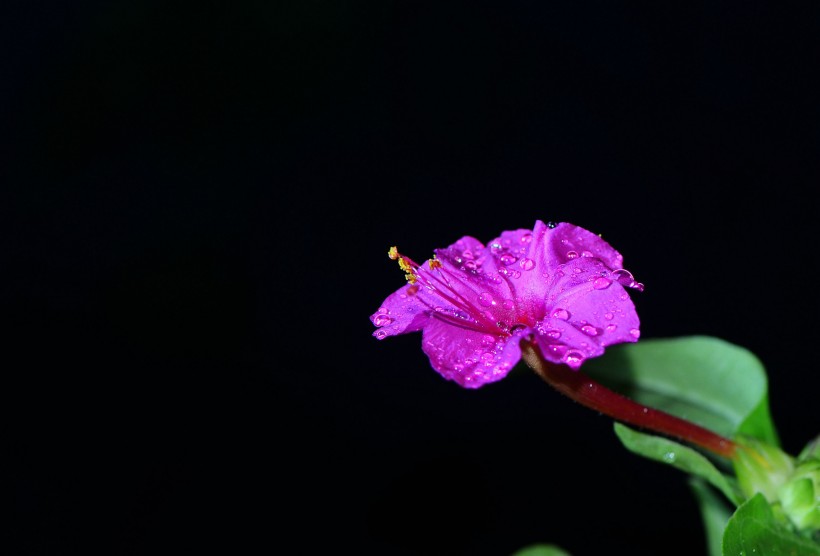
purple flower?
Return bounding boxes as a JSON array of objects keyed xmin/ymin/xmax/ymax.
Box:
[{"xmin": 370, "ymin": 221, "xmax": 643, "ymax": 388}]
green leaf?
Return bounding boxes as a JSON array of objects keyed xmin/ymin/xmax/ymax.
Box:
[
  {"xmin": 689, "ymin": 478, "xmax": 734, "ymax": 556},
  {"xmin": 722, "ymin": 493, "xmax": 820, "ymax": 555},
  {"xmin": 614, "ymin": 423, "xmax": 743, "ymax": 505},
  {"xmin": 584, "ymin": 336, "xmax": 779, "ymax": 446},
  {"xmin": 510, "ymin": 544, "xmax": 571, "ymax": 556}
]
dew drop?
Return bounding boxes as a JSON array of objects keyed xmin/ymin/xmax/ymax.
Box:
[
  {"xmin": 547, "ymin": 221, "xmax": 557, "ymax": 229},
  {"xmin": 464, "ymin": 260, "xmax": 477, "ymax": 270},
  {"xmin": 375, "ymin": 330, "xmax": 387, "ymax": 339},
  {"xmin": 592, "ymin": 277, "xmax": 612, "ymax": 290},
  {"xmin": 481, "ymin": 334, "xmax": 496, "ymax": 347},
  {"xmin": 604, "ymin": 312, "xmax": 614, "ymax": 320},
  {"xmin": 520, "ymin": 233, "xmax": 533, "ymax": 244},
  {"xmin": 496, "ymin": 321, "xmax": 510, "ymax": 332},
  {"xmin": 552, "ymin": 308, "xmax": 570, "ymax": 320},
  {"xmin": 373, "ymin": 314, "xmax": 393, "ymax": 327},
  {"xmin": 630, "ymin": 328, "xmax": 641, "ymax": 338},
  {"xmin": 502, "ymin": 299, "xmax": 515, "ymax": 311},
  {"xmin": 566, "ymin": 250, "xmax": 578, "ymax": 259},
  {"xmin": 462, "ymin": 249, "xmax": 474, "ymax": 260},
  {"xmin": 662, "ymin": 452, "xmax": 676, "ymax": 463},
  {"xmin": 581, "ymin": 324, "xmax": 598, "ymax": 336},
  {"xmin": 581, "ymin": 250, "xmax": 593, "ymax": 257},
  {"xmin": 500, "ymin": 253, "xmax": 517, "ymax": 265},
  {"xmin": 545, "ymin": 329, "xmax": 561, "ymax": 339},
  {"xmin": 481, "ymin": 352, "xmax": 495, "ymax": 364},
  {"xmin": 611, "ymin": 268, "xmax": 644, "ymax": 290},
  {"xmin": 606, "ymin": 324, "xmax": 617, "ymax": 332},
  {"xmin": 478, "ymin": 292, "xmax": 495, "ymax": 307},
  {"xmin": 565, "ymin": 350, "xmax": 585, "ymax": 366},
  {"xmin": 519, "ymin": 257, "xmax": 535, "ymax": 271},
  {"xmin": 573, "ymin": 267, "xmax": 583, "ymax": 273},
  {"xmin": 547, "ymin": 344, "xmax": 567, "ymax": 356},
  {"xmin": 510, "ymin": 324, "xmax": 528, "ymax": 334}
]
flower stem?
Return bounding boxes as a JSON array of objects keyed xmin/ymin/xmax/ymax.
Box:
[{"xmin": 520, "ymin": 342, "xmax": 737, "ymax": 459}]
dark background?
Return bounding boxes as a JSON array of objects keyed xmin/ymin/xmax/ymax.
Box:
[{"xmin": 6, "ymin": 2, "xmax": 820, "ymax": 555}]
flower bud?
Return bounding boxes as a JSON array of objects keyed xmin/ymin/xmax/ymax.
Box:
[
  {"xmin": 733, "ymin": 436, "xmax": 794, "ymax": 503},
  {"xmin": 778, "ymin": 449, "xmax": 820, "ymax": 533}
]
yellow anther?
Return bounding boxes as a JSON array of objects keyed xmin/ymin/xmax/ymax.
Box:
[
  {"xmin": 398, "ymin": 258, "xmax": 412, "ymax": 273},
  {"xmin": 388, "ymin": 246, "xmax": 399, "ymax": 260},
  {"xmin": 429, "ymin": 259, "xmax": 442, "ymax": 270},
  {"xmin": 405, "ymin": 274, "xmax": 417, "ymax": 284}
]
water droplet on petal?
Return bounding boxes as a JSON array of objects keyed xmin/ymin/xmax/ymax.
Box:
[
  {"xmin": 545, "ymin": 329, "xmax": 561, "ymax": 339},
  {"xmin": 500, "ymin": 253, "xmax": 517, "ymax": 265},
  {"xmin": 478, "ymin": 292, "xmax": 495, "ymax": 307},
  {"xmin": 462, "ymin": 249, "xmax": 474, "ymax": 260},
  {"xmin": 481, "ymin": 352, "xmax": 495, "ymax": 364},
  {"xmin": 552, "ymin": 308, "xmax": 570, "ymax": 320},
  {"xmin": 604, "ymin": 312, "xmax": 614, "ymax": 320},
  {"xmin": 519, "ymin": 258, "xmax": 535, "ymax": 271},
  {"xmin": 592, "ymin": 277, "xmax": 612, "ymax": 290},
  {"xmin": 566, "ymin": 250, "xmax": 578, "ymax": 259},
  {"xmin": 581, "ymin": 250, "xmax": 593, "ymax": 257},
  {"xmin": 630, "ymin": 328, "xmax": 641, "ymax": 338},
  {"xmin": 375, "ymin": 330, "xmax": 387, "ymax": 339},
  {"xmin": 547, "ymin": 344, "xmax": 567, "ymax": 356},
  {"xmin": 464, "ymin": 260, "xmax": 477, "ymax": 270},
  {"xmin": 581, "ymin": 324, "xmax": 599, "ymax": 336},
  {"xmin": 611, "ymin": 269, "xmax": 644, "ymax": 290},
  {"xmin": 373, "ymin": 314, "xmax": 393, "ymax": 327},
  {"xmin": 497, "ymin": 321, "xmax": 510, "ymax": 332},
  {"xmin": 481, "ymin": 335, "xmax": 495, "ymax": 347},
  {"xmin": 547, "ymin": 221, "xmax": 557, "ymax": 229},
  {"xmin": 520, "ymin": 233, "xmax": 533, "ymax": 244},
  {"xmin": 565, "ymin": 350, "xmax": 585, "ymax": 367},
  {"xmin": 662, "ymin": 452, "xmax": 676, "ymax": 463},
  {"xmin": 606, "ymin": 324, "xmax": 617, "ymax": 332},
  {"xmin": 502, "ymin": 299, "xmax": 515, "ymax": 311}
]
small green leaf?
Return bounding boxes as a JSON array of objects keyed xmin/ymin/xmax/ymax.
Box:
[
  {"xmin": 690, "ymin": 478, "xmax": 734, "ymax": 556},
  {"xmin": 615, "ymin": 423, "xmax": 743, "ymax": 505},
  {"xmin": 510, "ymin": 543, "xmax": 571, "ymax": 556},
  {"xmin": 585, "ymin": 336, "xmax": 779, "ymax": 445},
  {"xmin": 722, "ymin": 493, "xmax": 820, "ymax": 555}
]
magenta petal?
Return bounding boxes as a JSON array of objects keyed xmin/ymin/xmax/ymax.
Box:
[
  {"xmin": 534, "ymin": 257, "xmax": 640, "ymax": 368},
  {"xmin": 421, "ymin": 319, "xmax": 525, "ymax": 388},
  {"xmin": 546, "ymin": 221, "xmax": 624, "ymax": 269},
  {"xmin": 370, "ymin": 284, "xmax": 432, "ymax": 339}
]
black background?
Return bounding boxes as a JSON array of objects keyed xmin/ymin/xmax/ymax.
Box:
[{"xmin": 6, "ymin": 2, "xmax": 820, "ymax": 555}]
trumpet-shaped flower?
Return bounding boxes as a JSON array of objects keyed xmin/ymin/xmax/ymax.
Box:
[{"xmin": 370, "ymin": 221, "xmax": 642, "ymax": 388}]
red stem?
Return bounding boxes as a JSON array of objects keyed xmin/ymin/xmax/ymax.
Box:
[{"xmin": 520, "ymin": 342, "xmax": 737, "ymax": 459}]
